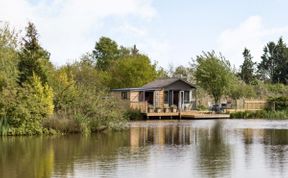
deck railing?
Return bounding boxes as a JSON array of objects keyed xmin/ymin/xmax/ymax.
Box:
[{"xmin": 130, "ymin": 101, "xmax": 148, "ymax": 113}]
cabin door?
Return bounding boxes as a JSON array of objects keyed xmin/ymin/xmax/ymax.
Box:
[{"xmin": 179, "ymin": 91, "xmax": 185, "ymax": 111}]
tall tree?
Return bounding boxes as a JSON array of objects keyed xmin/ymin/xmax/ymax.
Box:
[
  {"xmin": 93, "ymin": 36, "xmax": 119, "ymax": 70},
  {"xmin": 258, "ymin": 37, "xmax": 288, "ymax": 84},
  {"xmin": 194, "ymin": 51, "xmax": 233, "ymax": 104},
  {"xmin": 109, "ymin": 54, "xmax": 158, "ymax": 88},
  {"xmin": 18, "ymin": 22, "xmax": 52, "ymax": 85},
  {"xmin": 240, "ymin": 48, "xmax": 255, "ymax": 84}
]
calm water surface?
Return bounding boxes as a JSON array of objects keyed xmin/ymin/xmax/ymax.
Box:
[{"xmin": 1, "ymin": 119, "xmax": 288, "ymax": 178}]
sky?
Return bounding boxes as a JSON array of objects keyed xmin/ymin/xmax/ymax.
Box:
[{"xmin": 1, "ymin": 0, "xmax": 288, "ymax": 69}]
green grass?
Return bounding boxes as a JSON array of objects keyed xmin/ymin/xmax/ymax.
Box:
[{"xmin": 230, "ymin": 110, "xmax": 288, "ymax": 119}]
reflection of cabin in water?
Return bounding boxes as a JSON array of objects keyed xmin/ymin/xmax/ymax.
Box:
[{"xmin": 111, "ymin": 78, "xmax": 197, "ymax": 114}]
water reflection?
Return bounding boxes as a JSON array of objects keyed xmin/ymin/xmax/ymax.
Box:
[
  {"xmin": 129, "ymin": 124, "xmax": 197, "ymax": 146},
  {"xmin": 0, "ymin": 120, "xmax": 288, "ymax": 178}
]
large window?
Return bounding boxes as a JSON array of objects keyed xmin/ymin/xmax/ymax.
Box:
[
  {"xmin": 139, "ymin": 91, "xmax": 144, "ymax": 101},
  {"xmin": 184, "ymin": 91, "xmax": 190, "ymax": 103},
  {"xmin": 121, "ymin": 92, "xmax": 128, "ymax": 100}
]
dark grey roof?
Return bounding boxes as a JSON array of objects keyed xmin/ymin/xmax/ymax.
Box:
[
  {"xmin": 111, "ymin": 87, "xmax": 155, "ymax": 92},
  {"xmin": 142, "ymin": 78, "xmax": 196, "ymax": 89},
  {"xmin": 111, "ymin": 78, "xmax": 196, "ymax": 92},
  {"xmin": 111, "ymin": 88, "xmax": 142, "ymax": 92}
]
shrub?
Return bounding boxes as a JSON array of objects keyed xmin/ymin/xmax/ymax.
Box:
[
  {"xmin": 124, "ymin": 109, "xmax": 143, "ymax": 120},
  {"xmin": 267, "ymin": 96, "xmax": 288, "ymax": 111}
]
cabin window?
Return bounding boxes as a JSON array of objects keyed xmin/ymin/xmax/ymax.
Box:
[
  {"xmin": 184, "ymin": 91, "xmax": 190, "ymax": 103},
  {"xmin": 164, "ymin": 91, "xmax": 169, "ymax": 104},
  {"xmin": 139, "ymin": 91, "xmax": 144, "ymax": 101},
  {"xmin": 121, "ymin": 92, "xmax": 128, "ymax": 100}
]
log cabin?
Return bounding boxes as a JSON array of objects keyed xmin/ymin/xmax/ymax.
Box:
[{"xmin": 111, "ymin": 78, "xmax": 197, "ymax": 114}]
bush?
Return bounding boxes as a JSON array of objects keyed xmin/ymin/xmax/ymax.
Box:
[
  {"xmin": 124, "ymin": 109, "xmax": 143, "ymax": 120},
  {"xmin": 267, "ymin": 96, "xmax": 288, "ymax": 111}
]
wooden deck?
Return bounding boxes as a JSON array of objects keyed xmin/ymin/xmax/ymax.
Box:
[{"xmin": 146, "ymin": 111, "xmax": 230, "ymax": 119}]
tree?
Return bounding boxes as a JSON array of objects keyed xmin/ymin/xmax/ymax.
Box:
[
  {"xmin": 240, "ymin": 48, "xmax": 255, "ymax": 84},
  {"xmin": 49, "ymin": 69, "xmax": 78, "ymax": 112},
  {"xmin": 18, "ymin": 22, "xmax": 52, "ymax": 85},
  {"xmin": 194, "ymin": 51, "xmax": 232, "ymax": 104},
  {"xmin": 258, "ymin": 38, "xmax": 288, "ymax": 84},
  {"xmin": 7, "ymin": 74, "xmax": 54, "ymax": 134},
  {"xmin": 172, "ymin": 65, "xmax": 194, "ymax": 83},
  {"xmin": 109, "ymin": 54, "xmax": 158, "ymax": 88},
  {"xmin": 0, "ymin": 24, "xmax": 19, "ymax": 128},
  {"xmin": 0, "ymin": 24, "xmax": 19, "ymax": 90},
  {"xmin": 93, "ymin": 36, "xmax": 119, "ymax": 70}
]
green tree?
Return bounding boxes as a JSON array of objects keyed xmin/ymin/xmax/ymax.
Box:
[
  {"xmin": 258, "ymin": 38, "xmax": 288, "ymax": 84},
  {"xmin": 93, "ymin": 36, "xmax": 119, "ymax": 70},
  {"xmin": 0, "ymin": 24, "xmax": 19, "ymax": 89},
  {"xmin": 240, "ymin": 48, "xmax": 255, "ymax": 84},
  {"xmin": 172, "ymin": 65, "xmax": 194, "ymax": 83},
  {"xmin": 7, "ymin": 74, "xmax": 54, "ymax": 135},
  {"xmin": 49, "ymin": 69, "xmax": 78, "ymax": 112},
  {"xmin": 156, "ymin": 66, "xmax": 169, "ymax": 79},
  {"xmin": 18, "ymin": 22, "xmax": 52, "ymax": 85},
  {"xmin": 194, "ymin": 51, "xmax": 232, "ymax": 104},
  {"xmin": 0, "ymin": 25, "xmax": 19, "ymax": 134},
  {"xmin": 109, "ymin": 54, "xmax": 158, "ymax": 88}
]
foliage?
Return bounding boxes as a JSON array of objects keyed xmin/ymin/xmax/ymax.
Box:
[
  {"xmin": 0, "ymin": 117, "xmax": 9, "ymax": 136},
  {"xmin": 257, "ymin": 38, "xmax": 288, "ymax": 84},
  {"xmin": 49, "ymin": 69, "xmax": 78, "ymax": 112},
  {"xmin": 171, "ymin": 65, "xmax": 194, "ymax": 82},
  {"xmin": 108, "ymin": 54, "xmax": 158, "ymax": 88},
  {"xmin": 228, "ymin": 78, "xmax": 256, "ymax": 100},
  {"xmin": 230, "ymin": 110, "xmax": 288, "ymax": 119},
  {"xmin": 18, "ymin": 22, "xmax": 52, "ymax": 85},
  {"xmin": 75, "ymin": 87, "xmax": 128, "ymax": 131},
  {"xmin": 252, "ymin": 82, "xmax": 288, "ymax": 99},
  {"xmin": 93, "ymin": 36, "xmax": 119, "ymax": 71},
  {"xmin": 267, "ymin": 96, "xmax": 288, "ymax": 111},
  {"xmin": 8, "ymin": 74, "xmax": 54, "ymax": 135},
  {"xmin": 240, "ymin": 48, "xmax": 255, "ymax": 84},
  {"xmin": 194, "ymin": 51, "xmax": 233, "ymax": 103},
  {"xmin": 124, "ymin": 109, "xmax": 143, "ymax": 120}
]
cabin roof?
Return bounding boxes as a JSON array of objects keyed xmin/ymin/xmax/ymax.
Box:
[
  {"xmin": 111, "ymin": 78, "xmax": 196, "ymax": 92},
  {"xmin": 142, "ymin": 78, "xmax": 196, "ymax": 89},
  {"xmin": 111, "ymin": 88, "xmax": 143, "ymax": 92}
]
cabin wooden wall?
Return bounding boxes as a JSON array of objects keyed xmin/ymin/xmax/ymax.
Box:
[
  {"xmin": 154, "ymin": 90, "xmax": 164, "ymax": 108},
  {"xmin": 130, "ymin": 91, "xmax": 139, "ymax": 102}
]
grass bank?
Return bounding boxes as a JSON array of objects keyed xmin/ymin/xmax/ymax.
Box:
[{"xmin": 230, "ymin": 110, "xmax": 288, "ymax": 119}]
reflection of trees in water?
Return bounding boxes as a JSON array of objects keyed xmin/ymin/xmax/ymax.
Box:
[
  {"xmin": 52, "ymin": 131, "xmax": 130, "ymax": 177},
  {"xmin": 0, "ymin": 137, "xmax": 54, "ymax": 178},
  {"xmin": 196, "ymin": 121, "xmax": 231, "ymax": 178},
  {"xmin": 0, "ymin": 131, "xmax": 131, "ymax": 178},
  {"xmin": 263, "ymin": 129, "xmax": 288, "ymax": 176}
]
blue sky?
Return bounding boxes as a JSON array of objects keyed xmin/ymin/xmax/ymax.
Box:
[{"xmin": 1, "ymin": 0, "xmax": 288, "ymax": 69}]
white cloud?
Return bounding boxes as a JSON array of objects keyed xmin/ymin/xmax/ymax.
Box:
[
  {"xmin": 0, "ymin": 0, "xmax": 156, "ymax": 65},
  {"xmin": 217, "ymin": 16, "xmax": 288, "ymax": 68},
  {"xmin": 116, "ymin": 23, "xmax": 147, "ymax": 37}
]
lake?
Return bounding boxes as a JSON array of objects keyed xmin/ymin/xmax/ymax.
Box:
[{"xmin": 1, "ymin": 119, "xmax": 288, "ymax": 178}]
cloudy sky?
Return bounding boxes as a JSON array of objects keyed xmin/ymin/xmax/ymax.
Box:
[{"xmin": 1, "ymin": 0, "xmax": 288, "ymax": 69}]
